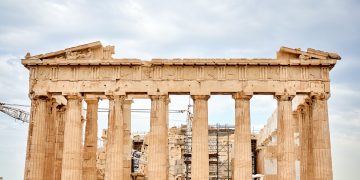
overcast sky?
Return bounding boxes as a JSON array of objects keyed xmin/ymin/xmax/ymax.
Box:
[{"xmin": 0, "ymin": 0, "xmax": 359, "ymax": 179}]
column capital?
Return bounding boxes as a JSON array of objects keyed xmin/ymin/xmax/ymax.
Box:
[
  {"xmin": 107, "ymin": 95, "xmax": 126, "ymax": 101},
  {"xmin": 304, "ymin": 97, "xmax": 312, "ymax": 106},
  {"xmin": 64, "ymin": 92, "xmax": 82, "ymax": 100},
  {"xmin": 29, "ymin": 94, "xmax": 49, "ymax": 100},
  {"xmin": 51, "ymin": 95, "xmax": 67, "ymax": 106},
  {"xmin": 123, "ymin": 99, "xmax": 134, "ymax": 105},
  {"xmin": 28, "ymin": 91, "xmax": 49, "ymax": 100},
  {"xmin": 114, "ymin": 95, "xmax": 126, "ymax": 103},
  {"xmin": 232, "ymin": 92, "xmax": 252, "ymax": 100},
  {"xmin": 56, "ymin": 105, "xmax": 66, "ymax": 112},
  {"xmin": 84, "ymin": 94, "xmax": 100, "ymax": 103},
  {"xmin": 310, "ymin": 92, "xmax": 330, "ymax": 100},
  {"xmin": 297, "ymin": 104, "xmax": 306, "ymax": 112},
  {"xmin": 274, "ymin": 94, "xmax": 295, "ymax": 101},
  {"xmin": 191, "ymin": 95, "xmax": 210, "ymax": 101},
  {"xmin": 149, "ymin": 95, "xmax": 169, "ymax": 102}
]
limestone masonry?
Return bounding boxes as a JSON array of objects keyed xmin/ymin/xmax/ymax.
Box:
[{"xmin": 22, "ymin": 41, "xmax": 340, "ymax": 180}]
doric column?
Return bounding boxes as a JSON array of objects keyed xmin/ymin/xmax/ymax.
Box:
[
  {"xmin": 165, "ymin": 97, "xmax": 170, "ymax": 180},
  {"xmin": 310, "ymin": 93, "xmax": 333, "ymax": 180},
  {"xmin": 191, "ymin": 95, "xmax": 210, "ymax": 180},
  {"xmin": 232, "ymin": 93, "xmax": 252, "ymax": 180},
  {"xmin": 61, "ymin": 94, "xmax": 83, "ymax": 180},
  {"xmin": 53, "ymin": 106, "xmax": 66, "ymax": 180},
  {"xmin": 82, "ymin": 96, "xmax": 99, "ymax": 180},
  {"xmin": 148, "ymin": 95, "xmax": 169, "ymax": 180},
  {"xmin": 275, "ymin": 94, "xmax": 296, "ymax": 180},
  {"xmin": 305, "ymin": 98, "xmax": 315, "ymax": 179},
  {"xmin": 123, "ymin": 99, "xmax": 133, "ymax": 180},
  {"xmin": 105, "ymin": 96, "xmax": 125, "ymax": 180},
  {"xmin": 24, "ymin": 96, "xmax": 49, "ymax": 180},
  {"xmin": 298, "ymin": 104, "xmax": 309, "ymax": 180},
  {"xmin": 105, "ymin": 98, "xmax": 114, "ymax": 178},
  {"xmin": 44, "ymin": 100, "xmax": 57, "ymax": 179}
]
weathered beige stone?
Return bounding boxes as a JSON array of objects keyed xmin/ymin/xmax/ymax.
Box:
[
  {"xmin": 232, "ymin": 93, "xmax": 252, "ymax": 180},
  {"xmin": 24, "ymin": 96, "xmax": 49, "ymax": 180},
  {"xmin": 53, "ymin": 106, "xmax": 65, "ymax": 180},
  {"xmin": 148, "ymin": 95, "xmax": 169, "ymax": 180},
  {"xmin": 191, "ymin": 95, "xmax": 210, "ymax": 180},
  {"xmin": 22, "ymin": 42, "xmax": 341, "ymax": 97},
  {"xmin": 275, "ymin": 94, "xmax": 296, "ymax": 180},
  {"xmin": 123, "ymin": 99, "xmax": 133, "ymax": 180},
  {"xmin": 61, "ymin": 95, "xmax": 83, "ymax": 180},
  {"xmin": 21, "ymin": 41, "xmax": 340, "ymax": 180},
  {"xmin": 105, "ymin": 96, "xmax": 125, "ymax": 180},
  {"xmin": 310, "ymin": 93, "xmax": 333, "ymax": 180},
  {"xmin": 298, "ymin": 103, "xmax": 310, "ymax": 180},
  {"xmin": 82, "ymin": 97, "xmax": 99, "ymax": 180},
  {"xmin": 43, "ymin": 100, "xmax": 57, "ymax": 179}
]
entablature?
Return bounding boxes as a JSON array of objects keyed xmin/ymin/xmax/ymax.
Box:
[{"xmin": 22, "ymin": 41, "xmax": 340, "ymax": 96}]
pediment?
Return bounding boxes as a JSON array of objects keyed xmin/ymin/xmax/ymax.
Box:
[
  {"xmin": 278, "ymin": 47, "xmax": 341, "ymax": 60},
  {"xmin": 25, "ymin": 41, "xmax": 114, "ymax": 60}
]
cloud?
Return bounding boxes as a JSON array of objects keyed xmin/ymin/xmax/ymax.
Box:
[
  {"xmin": 0, "ymin": 55, "xmax": 29, "ymax": 104},
  {"xmin": 0, "ymin": 0, "xmax": 359, "ymax": 179},
  {"xmin": 329, "ymin": 84, "xmax": 360, "ymax": 142}
]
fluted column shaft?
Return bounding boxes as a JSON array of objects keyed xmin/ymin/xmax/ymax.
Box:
[
  {"xmin": 53, "ymin": 107, "xmax": 66, "ymax": 180},
  {"xmin": 298, "ymin": 104, "xmax": 310, "ymax": 180},
  {"xmin": 105, "ymin": 99, "xmax": 114, "ymax": 177},
  {"xmin": 148, "ymin": 95, "xmax": 169, "ymax": 180},
  {"xmin": 44, "ymin": 101, "xmax": 57, "ymax": 179},
  {"xmin": 83, "ymin": 97, "xmax": 99, "ymax": 180},
  {"xmin": 105, "ymin": 96, "xmax": 125, "ymax": 180},
  {"xmin": 24, "ymin": 96, "xmax": 49, "ymax": 180},
  {"xmin": 310, "ymin": 94, "xmax": 333, "ymax": 180},
  {"xmin": 191, "ymin": 95, "xmax": 210, "ymax": 180},
  {"xmin": 123, "ymin": 99, "xmax": 133, "ymax": 180},
  {"xmin": 275, "ymin": 94, "xmax": 296, "ymax": 180},
  {"xmin": 232, "ymin": 93, "xmax": 252, "ymax": 180},
  {"xmin": 61, "ymin": 95, "xmax": 83, "ymax": 180}
]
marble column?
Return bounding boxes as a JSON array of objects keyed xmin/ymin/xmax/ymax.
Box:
[
  {"xmin": 24, "ymin": 96, "xmax": 49, "ymax": 180},
  {"xmin": 105, "ymin": 96, "xmax": 125, "ymax": 180},
  {"xmin": 305, "ymin": 99, "xmax": 314, "ymax": 179},
  {"xmin": 61, "ymin": 95, "xmax": 83, "ymax": 180},
  {"xmin": 44, "ymin": 101, "xmax": 57, "ymax": 179},
  {"xmin": 53, "ymin": 106, "xmax": 66, "ymax": 180},
  {"xmin": 123, "ymin": 99, "xmax": 133, "ymax": 180},
  {"xmin": 82, "ymin": 97, "xmax": 99, "ymax": 180},
  {"xmin": 275, "ymin": 94, "xmax": 296, "ymax": 180},
  {"xmin": 191, "ymin": 95, "xmax": 210, "ymax": 180},
  {"xmin": 310, "ymin": 93, "xmax": 333, "ymax": 180},
  {"xmin": 105, "ymin": 99, "xmax": 114, "ymax": 178},
  {"xmin": 148, "ymin": 95, "xmax": 169, "ymax": 180},
  {"xmin": 232, "ymin": 93, "xmax": 252, "ymax": 180},
  {"xmin": 298, "ymin": 104, "xmax": 309, "ymax": 180}
]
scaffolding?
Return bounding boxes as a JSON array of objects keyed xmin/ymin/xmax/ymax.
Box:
[
  {"xmin": 184, "ymin": 103, "xmax": 193, "ymax": 179},
  {"xmin": 184, "ymin": 122, "xmax": 235, "ymax": 180},
  {"xmin": 210, "ymin": 124, "xmax": 234, "ymax": 180}
]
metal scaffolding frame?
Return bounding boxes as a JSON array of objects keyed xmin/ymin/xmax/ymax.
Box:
[{"xmin": 184, "ymin": 121, "xmax": 235, "ymax": 180}]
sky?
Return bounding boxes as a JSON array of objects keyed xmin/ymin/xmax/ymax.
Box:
[{"xmin": 0, "ymin": 0, "xmax": 359, "ymax": 179}]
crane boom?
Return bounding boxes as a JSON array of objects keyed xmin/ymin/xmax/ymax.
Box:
[
  {"xmin": 0, "ymin": 101, "xmax": 187, "ymax": 124},
  {"xmin": 0, "ymin": 102, "xmax": 29, "ymax": 123}
]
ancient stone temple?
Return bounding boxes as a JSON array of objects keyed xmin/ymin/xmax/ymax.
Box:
[{"xmin": 22, "ymin": 41, "xmax": 340, "ymax": 180}]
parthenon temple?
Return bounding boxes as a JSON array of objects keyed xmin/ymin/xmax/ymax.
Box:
[{"xmin": 22, "ymin": 41, "xmax": 340, "ymax": 180}]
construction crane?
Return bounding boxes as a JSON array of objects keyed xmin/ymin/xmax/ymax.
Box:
[
  {"xmin": 0, "ymin": 102, "xmax": 30, "ymax": 123},
  {"xmin": 0, "ymin": 102, "xmax": 187, "ymax": 124}
]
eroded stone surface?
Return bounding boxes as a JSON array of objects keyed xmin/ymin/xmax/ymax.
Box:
[{"xmin": 22, "ymin": 41, "xmax": 339, "ymax": 180}]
